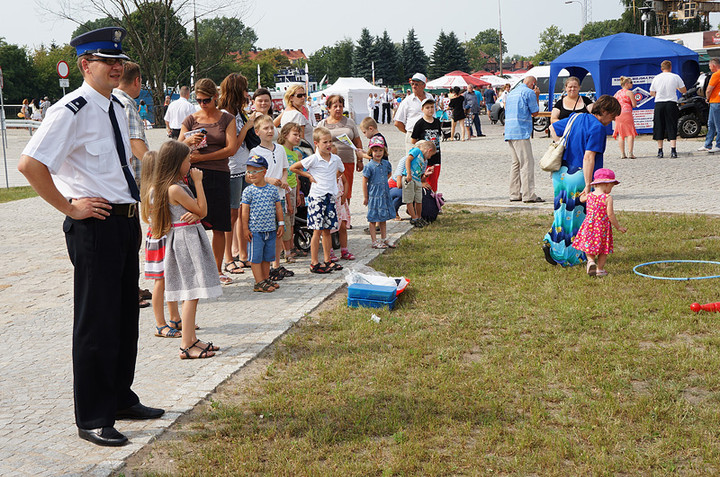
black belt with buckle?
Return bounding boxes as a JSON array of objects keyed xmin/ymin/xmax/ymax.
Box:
[{"xmin": 110, "ymin": 203, "xmax": 137, "ymax": 217}]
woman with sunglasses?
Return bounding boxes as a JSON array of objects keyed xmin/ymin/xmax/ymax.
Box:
[
  {"xmin": 274, "ymin": 84, "xmax": 314, "ymax": 145},
  {"xmin": 179, "ymin": 78, "xmax": 238, "ymax": 285}
]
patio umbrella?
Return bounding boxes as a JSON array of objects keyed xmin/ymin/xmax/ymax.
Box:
[{"xmin": 426, "ymin": 71, "xmax": 490, "ymax": 89}]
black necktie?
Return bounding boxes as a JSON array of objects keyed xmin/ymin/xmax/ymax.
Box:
[{"xmin": 108, "ymin": 100, "xmax": 140, "ymax": 202}]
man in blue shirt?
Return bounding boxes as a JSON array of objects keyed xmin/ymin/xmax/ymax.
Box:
[{"xmin": 504, "ymin": 76, "xmax": 544, "ymax": 203}]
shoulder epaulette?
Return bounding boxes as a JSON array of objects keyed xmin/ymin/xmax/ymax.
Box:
[
  {"xmin": 111, "ymin": 94, "xmax": 125, "ymax": 108},
  {"xmin": 65, "ymin": 97, "xmax": 87, "ymax": 114}
]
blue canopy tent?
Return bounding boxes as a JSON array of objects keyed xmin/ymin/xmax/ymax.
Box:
[{"xmin": 548, "ymin": 33, "xmax": 700, "ymax": 134}]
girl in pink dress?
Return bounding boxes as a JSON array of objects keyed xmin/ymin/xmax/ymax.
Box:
[{"xmin": 573, "ymin": 168, "xmax": 628, "ymax": 277}]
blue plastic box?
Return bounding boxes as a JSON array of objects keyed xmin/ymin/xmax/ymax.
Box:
[{"xmin": 347, "ymin": 283, "xmax": 397, "ymax": 310}]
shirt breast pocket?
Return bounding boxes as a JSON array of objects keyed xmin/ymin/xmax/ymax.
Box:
[{"xmin": 85, "ymin": 138, "xmax": 116, "ymax": 174}]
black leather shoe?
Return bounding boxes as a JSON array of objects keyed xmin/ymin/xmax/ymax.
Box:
[
  {"xmin": 116, "ymin": 402, "xmax": 165, "ymax": 420},
  {"xmin": 78, "ymin": 426, "xmax": 128, "ymax": 447}
]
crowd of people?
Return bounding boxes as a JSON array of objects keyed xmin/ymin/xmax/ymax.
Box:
[{"xmin": 14, "ymin": 21, "xmax": 704, "ymax": 448}]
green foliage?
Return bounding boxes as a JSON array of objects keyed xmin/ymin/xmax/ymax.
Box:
[
  {"xmin": 235, "ymin": 49, "xmax": 291, "ymax": 91},
  {"xmin": 429, "ymin": 31, "xmax": 469, "ymax": 78},
  {"xmin": 374, "ymin": 31, "xmax": 400, "ymax": 86},
  {"xmin": 352, "ymin": 28, "xmax": 375, "ymax": 80},
  {"xmin": 533, "ymin": 25, "xmax": 569, "ymax": 64},
  {"xmin": 308, "ymin": 39, "xmax": 353, "ymax": 85},
  {"xmin": 465, "ymin": 29, "xmax": 506, "ymax": 72},
  {"xmin": 31, "ymin": 44, "xmax": 83, "ymax": 100},
  {"xmin": 402, "ymin": 29, "xmax": 428, "ymax": 78},
  {"xmin": 0, "ymin": 40, "xmax": 35, "ymax": 103},
  {"xmin": 194, "ymin": 17, "xmax": 257, "ymax": 80}
]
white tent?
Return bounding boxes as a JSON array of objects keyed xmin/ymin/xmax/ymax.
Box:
[{"xmin": 311, "ymin": 77, "xmax": 384, "ymax": 122}]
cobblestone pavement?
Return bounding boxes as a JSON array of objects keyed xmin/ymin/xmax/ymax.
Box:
[{"xmin": 1, "ymin": 119, "xmax": 718, "ymax": 476}]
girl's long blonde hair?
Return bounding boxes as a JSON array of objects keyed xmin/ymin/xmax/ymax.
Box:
[
  {"xmin": 149, "ymin": 140, "xmax": 191, "ymax": 238},
  {"xmin": 140, "ymin": 150, "xmax": 158, "ymax": 224}
]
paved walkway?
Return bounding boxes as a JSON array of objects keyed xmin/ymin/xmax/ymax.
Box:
[{"xmin": 2, "ymin": 121, "xmax": 720, "ymax": 476}]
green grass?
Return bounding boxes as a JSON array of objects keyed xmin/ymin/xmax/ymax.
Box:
[
  {"xmin": 136, "ymin": 207, "xmax": 720, "ymax": 476},
  {"xmin": 0, "ymin": 186, "xmax": 36, "ymax": 203}
]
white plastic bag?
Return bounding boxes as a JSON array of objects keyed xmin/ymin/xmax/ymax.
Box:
[{"xmin": 344, "ymin": 264, "xmax": 409, "ymax": 293}]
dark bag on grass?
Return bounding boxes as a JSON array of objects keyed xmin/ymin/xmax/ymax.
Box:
[{"xmin": 422, "ymin": 188, "xmax": 444, "ymax": 223}]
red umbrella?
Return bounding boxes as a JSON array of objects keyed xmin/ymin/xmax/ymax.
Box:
[{"xmin": 427, "ymin": 71, "xmax": 490, "ymax": 88}]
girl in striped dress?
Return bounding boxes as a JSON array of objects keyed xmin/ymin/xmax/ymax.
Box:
[
  {"xmin": 140, "ymin": 151, "xmax": 182, "ymax": 338},
  {"xmin": 150, "ymin": 141, "xmax": 222, "ymax": 359}
]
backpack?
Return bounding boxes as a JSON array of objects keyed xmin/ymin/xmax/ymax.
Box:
[{"xmin": 421, "ymin": 189, "xmax": 444, "ymax": 223}]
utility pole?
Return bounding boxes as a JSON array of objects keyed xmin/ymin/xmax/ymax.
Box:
[
  {"xmin": 193, "ymin": 0, "xmax": 199, "ymax": 78},
  {"xmin": 498, "ymin": 0, "xmax": 503, "ymax": 75}
]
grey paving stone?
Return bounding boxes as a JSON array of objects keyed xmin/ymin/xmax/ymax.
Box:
[{"xmin": 4, "ymin": 121, "xmax": 715, "ymax": 475}]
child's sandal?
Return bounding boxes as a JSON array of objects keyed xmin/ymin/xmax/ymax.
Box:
[
  {"xmin": 372, "ymin": 240, "xmax": 387, "ymax": 249},
  {"xmin": 340, "ymin": 250, "xmax": 355, "ymax": 260},
  {"xmin": 383, "ymin": 239, "xmax": 396, "ymax": 249},
  {"xmin": 253, "ymin": 280, "xmax": 275, "ymax": 293},
  {"xmin": 325, "ymin": 261, "xmax": 343, "ymax": 271},
  {"xmin": 310, "ymin": 262, "xmax": 331, "ymax": 274},
  {"xmin": 277, "ymin": 266, "xmax": 295, "ymax": 277}
]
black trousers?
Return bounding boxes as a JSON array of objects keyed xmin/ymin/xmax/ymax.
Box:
[
  {"xmin": 170, "ymin": 128, "xmax": 181, "ymax": 139},
  {"xmin": 381, "ymin": 103, "xmax": 392, "ymax": 124},
  {"xmin": 373, "ymin": 107, "xmax": 379, "ymax": 122},
  {"xmin": 64, "ymin": 213, "xmax": 141, "ymax": 429}
]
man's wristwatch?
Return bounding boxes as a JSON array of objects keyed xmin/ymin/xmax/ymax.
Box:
[{"xmin": 278, "ymin": 221, "xmax": 285, "ymax": 226}]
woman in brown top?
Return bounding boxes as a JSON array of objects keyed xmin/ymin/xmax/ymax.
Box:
[{"xmin": 180, "ymin": 78, "xmax": 238, "ymax": 285}]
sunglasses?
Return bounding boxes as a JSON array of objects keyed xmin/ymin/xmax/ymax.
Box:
[
  {"xmin": 245, "ymin": 169, "xmax": 265, "ymax": 175},
  {"xmin": 86, "ymin": 58, "xmax": 125, "ymax": 66},
  {"xmin": 295, "ymin": 93, "xmax": 307, "ymax": 98},
  {"xmin": 196, "ymin": 97, "xmax": 214, "ymax": 104}
]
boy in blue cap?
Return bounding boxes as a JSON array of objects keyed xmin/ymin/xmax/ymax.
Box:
[{"xmin": 241, "ymin": 155, "xmax": 285, "ymax": 292}]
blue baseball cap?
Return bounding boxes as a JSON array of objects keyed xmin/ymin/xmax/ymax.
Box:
[
  {"xmin": 246, "ymin": 155, "xmax": 268, "ymax": 169},
  {"xmin": 70, "ymin": 27, "xmax": 130, "ymax": 59}
]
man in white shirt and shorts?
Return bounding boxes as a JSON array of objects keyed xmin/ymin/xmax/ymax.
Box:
[{"xmin": 649, "ymin": 60, "xmax": 686, "ymax": 158}]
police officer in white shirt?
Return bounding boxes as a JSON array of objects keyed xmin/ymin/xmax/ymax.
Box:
[
  {"xmin": 394, "ymin": 73, "xmax": 433, "ymax": 153},
  {"xmin": 164, "ymin": 85, "xmax": 198, "ymax": 138},
  {"xmin": 18, "ymin": 26, "xmax": 164, "ymax": 448}
]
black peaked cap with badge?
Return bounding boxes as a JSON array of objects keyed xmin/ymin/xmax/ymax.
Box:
[{"xmin": 70, "ymin": 26, "xmax": 130, "ymax": 60}]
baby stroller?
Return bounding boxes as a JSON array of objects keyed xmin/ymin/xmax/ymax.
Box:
[{"xmin": 435, "ymin": 110, "xmax": 455, "ymax": 141}]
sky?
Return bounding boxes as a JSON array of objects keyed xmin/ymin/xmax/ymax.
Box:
[{"xmin": 1, "ymin": 0, "xmax": 718, "ymax": 60}]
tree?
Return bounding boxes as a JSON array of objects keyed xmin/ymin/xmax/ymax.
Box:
[
  {"xmin": 465, "ymin": 29, "xmax": 507, "ymax": 72},
  {"xmin": 31, "ymin": 44, "xmax": 84, "ymax": 100},
  {"xmin": 233, "ymin": 49, "xmax": 290, "ymax": 90},
  {"xmin": 352, "ymin": 28, "xmax": 375, "ymax": 80},
  {"xmin": 50, "ymin": 0, "xmax": 243, "ymax": 121},
  {"xmin": 308, "ymin": 39, "xmax": 353, "ymax": 85},
  {"xmin": 0, "ymin": 40, "xmax": 36, "ymax": 103},
  {"xmin": 401, "ymin": 28, "xmax": 428, "ymax": 78},
  {"xmin": 533, "ymin": 25, "xmax": 568, "ymax": 64},
  {"xmin": 429, "ymin": 31, "xmax": 469, "ymax": 78},
  {"xmin": 373, "ymin": 31, "xmax": 399, "ymax": 86},
  {"xmin": 195, "ymin": 17, "xmax": 257, "ymax": 80}
]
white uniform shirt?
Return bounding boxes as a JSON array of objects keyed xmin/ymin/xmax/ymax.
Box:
[
  {"xmin": 164, "ymin": 97, "xmax": 198, "ymax": 129},
  {"xmin": 394, "ymin": 92, "xmax": 434, "ymax": 132},
  {"xmin": 367, "ymin": 96, "xmax": 374, "ymax": 112},
  {"xmin": 22, "ymin": 82, "xmax": 135, "ymax": 203},
  {"xmin": 650, "ymin": 71, "xmax": 685, "ymax": 103},
  {"xmin": 300, "ymin": 153, "xmax": 345, "ymax": 198}
]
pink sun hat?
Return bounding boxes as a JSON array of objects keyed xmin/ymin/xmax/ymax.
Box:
[{"xmin": 590, "ymin": 168, "xmax": 619, "ymax": 186}]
